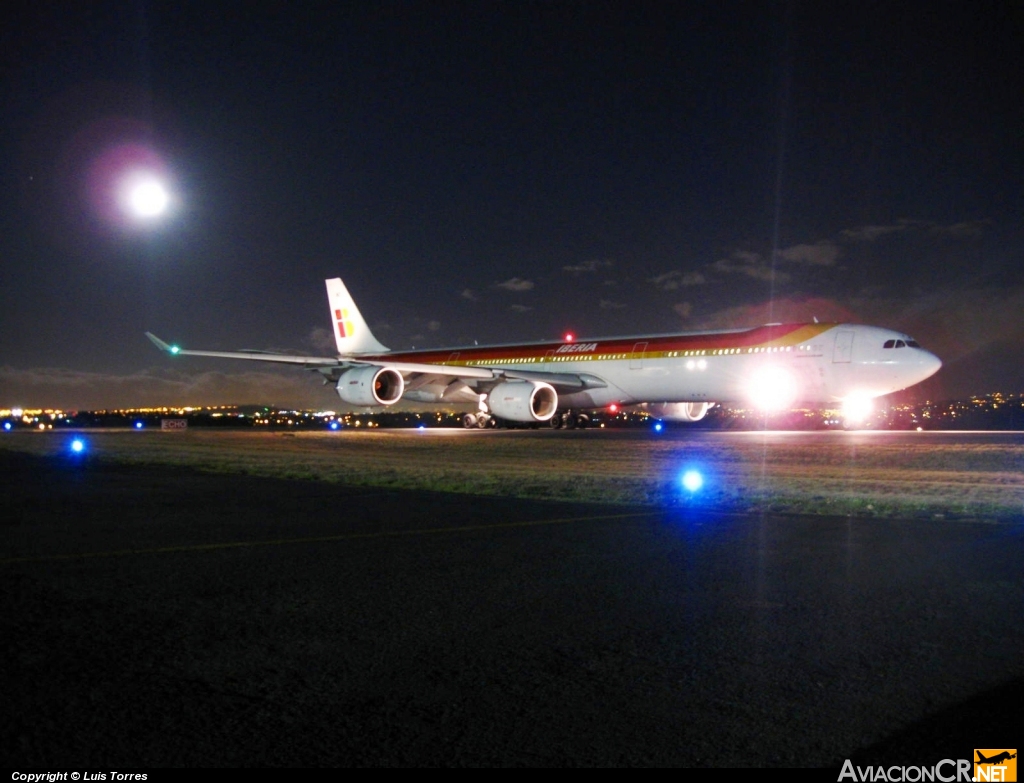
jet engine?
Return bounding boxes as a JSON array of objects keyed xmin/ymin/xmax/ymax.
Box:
[
  {"xmin": 643, "ymin": 402, "xmax": 712, "ymax": 422},
  {"xmin": 487, "ymin": 381, "xmax": 558, "ymax": 422},
  {"xmin": 335, "ymin": 366, "xmax": 404, "ymax": 406}
]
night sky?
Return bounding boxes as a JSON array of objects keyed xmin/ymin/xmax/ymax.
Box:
[{"xmin": 2, "ymin": 2, "xmax": 1022, "ymax": 409}]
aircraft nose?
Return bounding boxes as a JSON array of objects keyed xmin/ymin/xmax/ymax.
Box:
[{"xmin": 919, "ymin": 350, "xmax": 942, "ymax": 380}]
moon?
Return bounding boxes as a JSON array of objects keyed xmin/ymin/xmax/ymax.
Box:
[{"xmin": 127, "ymin": 178, "xmax": 170, "ymax": 217}]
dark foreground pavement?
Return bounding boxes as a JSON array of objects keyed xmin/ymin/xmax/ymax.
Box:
[{"xmin": 1, "ymin": 449, "xmax": 1021, "ymax": 767}]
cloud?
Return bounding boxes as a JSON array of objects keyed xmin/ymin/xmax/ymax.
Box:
[
  {"xmin": 931, "ymin": 219, "xmax": 991, "ymax": 239},
  {"xmin": 673, "ymin": 302, "xmax": 693, "ymax": 319},
  {"xmin": 305, "ymin": 327, "xmax": 337, "ymax": 353},
  {"xmin": 461, "ymin": 288, "xmax": 478, "ymax": 301},
  {"xmin": 599, "ymin": 299, "xmax": 626, "ymax": 310},
  {"xmin": 0, "ymin": 366, "xmax": 335, "ymax": 410},
  {"xmin": 649, "ymin": 270, "xmax": 706, "ymax": 291},
  {"xmin": 494, "ymin": 277, "xmax": 535, "ymax": 292},
  {"xmin": 509, "ymin": 304, "xmax": 533, "ymax": 313},
  {"xmin": 563, "ymin": 259, "xmax": 613, "ymax": 274},
  {"xmin": 839, "ymin": 222, "xmax": 916, "ymax": 242},
  {"xmin": 691, "ymin": 297, "xmax": 859, "ymax": 331},
  {"xmin": 840, "ymin": 218, "xmax": 989, "ymax": 242},
  {"xmin": 778, "ymin": 241, "xmax": 839, "ymax": 266},
  {"xmin": 711, "ymin": 252, "xmax": 787, "ymax": 282}
]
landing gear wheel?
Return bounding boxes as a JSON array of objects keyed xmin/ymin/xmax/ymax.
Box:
[
  {"xmin": 476, "ymin": 414, "xmax": 491, "ymax": 429},
  {"xmin": 462, "ymin": 414, "xmax": 478, "ymax": 429},
  {"xmin": 574, "ymin": 413, "xmax": 590, "ymax": 429},
  {"xmin": 549, "ymin": 415, "xmax": 563, "ymax": 429}
]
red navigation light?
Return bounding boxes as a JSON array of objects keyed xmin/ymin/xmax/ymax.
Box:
[
  {"xmin": 564, "ymin": 332, "xmax": 575, "ymax": 342},
  {"xmin": 608, "ymin": 403, "xmax": 618, "ymax": 413}
]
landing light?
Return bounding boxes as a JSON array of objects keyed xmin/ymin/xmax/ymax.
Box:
[
  {"xmin": 842, "ymin": 395, "xmax": 874, "ymax": 424},
  {"xmin": 746, "ymin": 365, "xmax": 798, "ymax": 412},
  {"xmin": 682, "ymin": 470, "xmax": 703, "ymax": 492}
]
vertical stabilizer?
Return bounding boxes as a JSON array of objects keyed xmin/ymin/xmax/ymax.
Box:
[{"xmin": 325, "ymin": 278, "xmax": 390, "ymax": 355}]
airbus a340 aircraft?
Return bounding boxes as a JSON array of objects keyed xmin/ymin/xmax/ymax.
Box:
[{"xmin": 147, "ymin": 277, "xmax": 941, "ymax": 428}]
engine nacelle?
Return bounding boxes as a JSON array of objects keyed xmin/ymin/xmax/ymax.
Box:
[
  {"xmin": 336, "ymin": 366, "xmax": 404, "ymax": 406},
  {"xmin": 644, "ymin": 402, "xmax": 712, "ymax": 422},
  {"xmin": 487, "ymin": 381, "xmax": 558, "ymax": 422}
]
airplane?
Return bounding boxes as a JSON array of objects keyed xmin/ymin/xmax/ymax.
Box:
[
  {"xmin": 977, "ymin": 752, "xmax": 1017, "ymax": 765},
  {"xmin": 146, "ymin": 277, "xmax": 942, "ymax": 428}
]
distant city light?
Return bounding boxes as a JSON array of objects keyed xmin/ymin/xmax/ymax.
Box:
[{"xmin": 682, "ymin": 470, "xmax": 703, "ymax": 492}]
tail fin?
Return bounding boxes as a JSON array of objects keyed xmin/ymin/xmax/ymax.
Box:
[{"xmin": 325, "ymin": 278, "xmax": 390, "ymax": 355}]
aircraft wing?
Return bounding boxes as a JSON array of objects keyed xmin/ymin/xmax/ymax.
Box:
[
  {"xmin": 146, "ymin": 333, "xmax": 606, "ymax": 394},
  {"xmin": 146, "ymin": 332, "xmax": 495, "ymax": 378}
]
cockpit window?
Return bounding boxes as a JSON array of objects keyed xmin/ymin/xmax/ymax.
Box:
[
  {"xmin": 883, "ymin": 339, "xmax": 896, "ymax": 349},
  {"xmin": 906, "ymin": 340, "xmax": 921, "ymax": 348},
  {"xmin": 895, "ymin": 340, "xmax": 906, "ymax": 348}
]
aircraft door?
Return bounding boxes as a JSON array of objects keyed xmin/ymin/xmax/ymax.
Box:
[
  {"xmin": 630, "ymin": 342, "xmax": 648, "ymax": 370},
  {"xmin": 832, "ymin": 331, "xmax": 854, "ymax": 363}
]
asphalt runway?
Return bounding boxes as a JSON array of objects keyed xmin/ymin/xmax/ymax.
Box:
[{"xmin": 1, "ymin": 446, "xmax": 1021, "ymax": 767}]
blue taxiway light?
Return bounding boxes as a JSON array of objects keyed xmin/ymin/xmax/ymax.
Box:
[
  {"xmin": 653, "ymin": 422, "xmax": 664, "ymax": 432},
  {"xmin": 3, "ymin": 422, "xmax": 11, "ymax": 431},
  {"xmin": 329, "ymin": 421, "xmax": 339, "ymax": 430},
  {"xmin": 134, "ymin": 421, "xmax": 144, "ymax": 429},
  {"xmin": 70, "ymin": 438, "xmax": 85, "ymax": 454},
  {"xmin": 681, "ymin": 470, "xmax": 703, "ymax": 492}
]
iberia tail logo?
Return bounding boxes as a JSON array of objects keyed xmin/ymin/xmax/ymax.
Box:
[
  {"xmin": 974, "ymin": 750, "xmax": 1017, "ymax": 782},
  {"xmin": 335, "ymin": 308, "xmax": 355, "ymax": 339}
]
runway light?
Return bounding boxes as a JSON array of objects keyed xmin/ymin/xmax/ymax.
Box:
[
  {"xmin": 681, "ymin": 470, "xmax": 703, "ymax": 492},
  {"xmin": 70, "ymin": 438, "xmax": 85, "ymax": 454}
]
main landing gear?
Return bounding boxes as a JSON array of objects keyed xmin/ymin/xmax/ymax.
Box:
[
  {"xmin": 461, "ymin": 412, "xmax": 497, "ymax": 429},
  {"xmin": 548, "ymin": 411, "xmax": 590, "ymax": 429}
]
